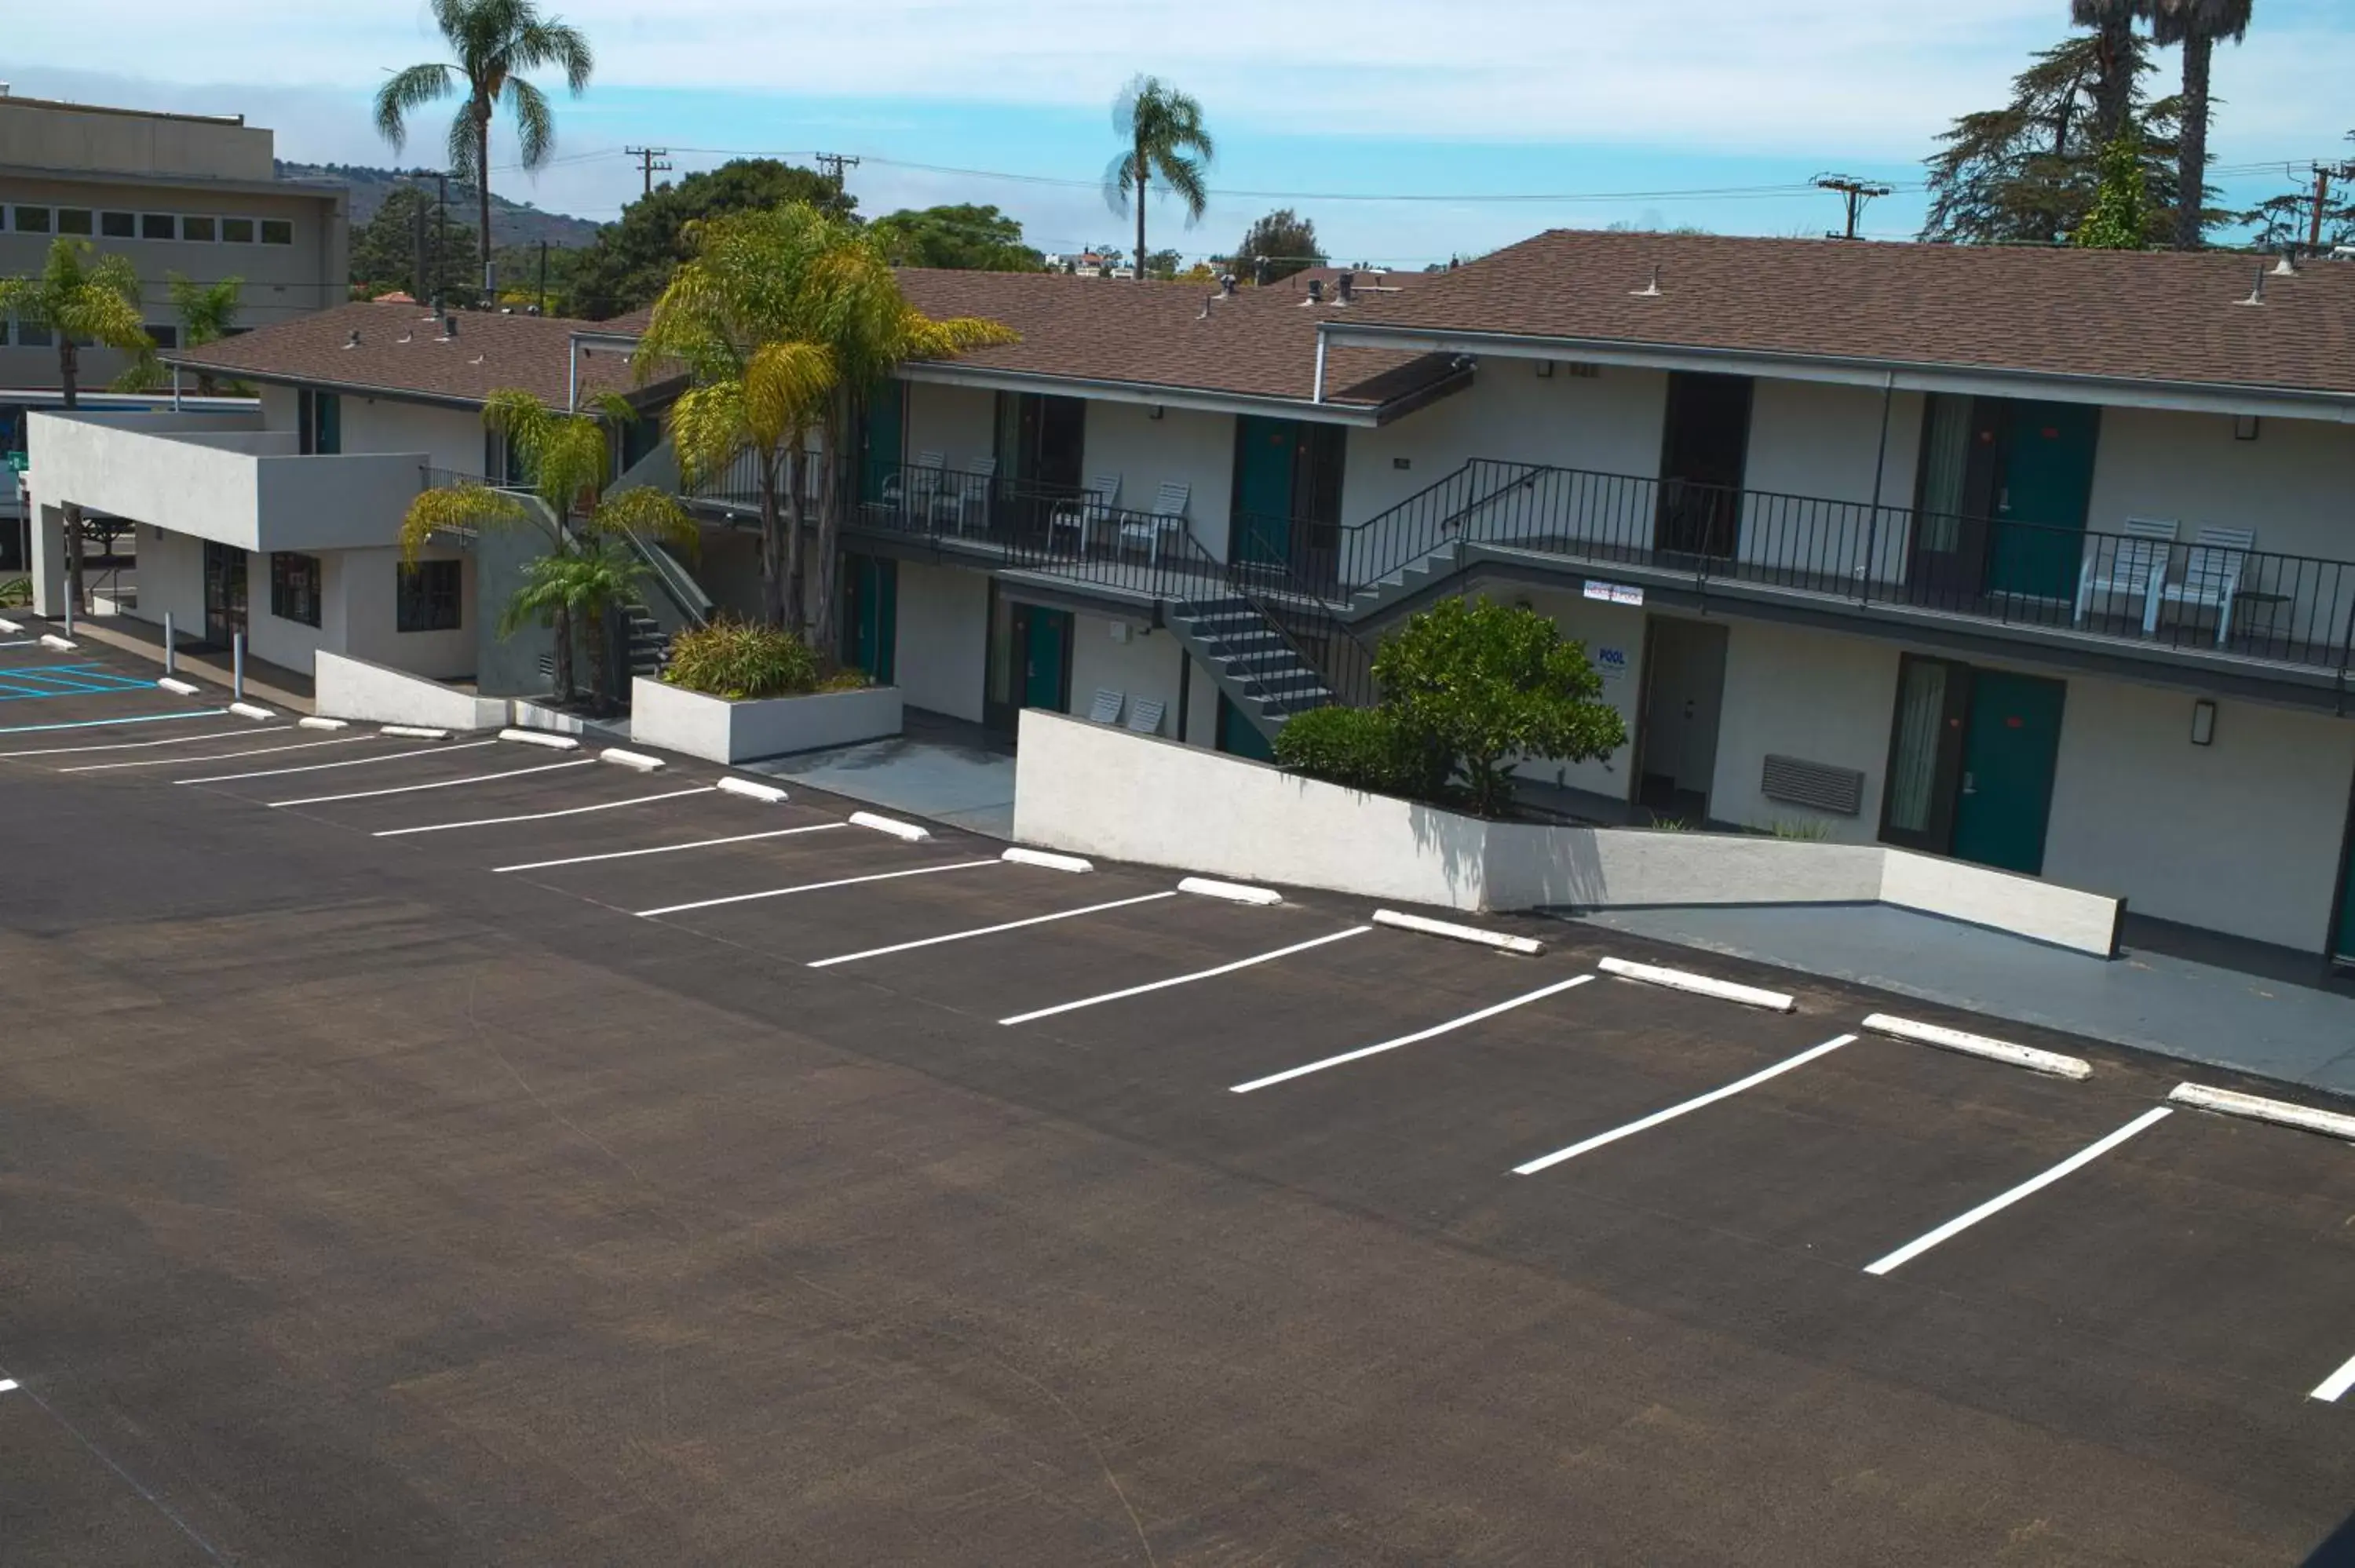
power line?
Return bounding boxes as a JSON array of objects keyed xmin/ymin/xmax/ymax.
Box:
[
  {"xmin": 624, "ymin": 146, "xmax": 673, "ymax": 195},
  {"xmin": 1813, "ymin": 173, "xmax": 1893, "ymax": 239}
]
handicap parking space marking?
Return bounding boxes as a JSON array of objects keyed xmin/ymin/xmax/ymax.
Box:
[
  {"xmin": 999, "ymin": 924, "xmax": 1375, "ymax": 1027},
  {"xmin": 0, "ymin": 723, "xmax": 289, "ymax": 759},
  {"xmin": 0, "ymin": 664, "xmax": 162, "ymax": 699},
  {"xmin": 60, "ymin": 733, "xmax": 374, "ymax": 774},
  {"xmin": 809, "ymin": 890, "xmax": 1183, "ymax": 968},
  {"xmin": 0, "ymin": 708, "xmax": 234, "ymax": 737},
  {"xmin": 1860, "ymin": 1106, "xmax": 2174, "ymax": 1277},
  {"xmin": 267, "ymin": 757, "xmax": 595, "ymax": 810},
  {"xmin": 1513, "ymin": 1033, "xmax": 1861, "ymax": 1176},
  {"xmin": 495, "ymin": 822, "xmax": 849, "ymax": 874},
  {"xmin": 1229, "ymin": 972, "xmax": 1597, "ymax": 1094},
  {"xmin": 175, "ymin": 738, "xmax": 495, "ymax": 786},
  {"xmin": 637, "ymin": 857, "xmax": 1002, "ymax": 919},
  {"xmin": 374, "ymin": 786, "xmax": 717, "ymax": 837},
  {"xmin": 2313, "ymin": 1351, "xmax": 2355, "ymax": 1404}
]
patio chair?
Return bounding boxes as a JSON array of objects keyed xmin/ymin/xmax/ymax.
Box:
[
  {"xmin": 2073, "ymin": 516, "xmax": 2176, "ymax": 630},
  {"xmin": 1053, "ymin": 473, "xmax": 1122, "ymax": 552},
  {"xmin": 1126, "ymin": 698, "xmax": 1166, "ymax": 737},
  {"xmin": 2151, "ymin": 524, "xmax": 2257, "ymax": 645},
  {"xmin": 1089, "ymin": 688, "xmax": 1125, "ymax": 724},
  {"xmin": 880, "ymin": 450, "xmax": 944, "ymax": 523},
  {"xmin": 934, "ymin": 455, "xmax": 997, "ymax": 535},
  {"xmin": 1119, "ymin": 480, "xmax": 1191, "ymax": 565}
]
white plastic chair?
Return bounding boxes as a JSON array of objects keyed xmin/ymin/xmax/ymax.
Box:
[
  {"xmin": 2074, "ymin": 516, "xmax": 2176, "ymax": 630},
  {"xmin": 1126, "ymin": 698, "xmax": 1166, "ymax": 736},
  {"xmin": 935, "ymin": 455, "xmax": 997, "ymax": 534},
  {"xmin": 1120, "ymin": 480, "xmax": 1191, "ymax": 564},
  {"xmin": 1088, "ymin": 688, "xmax": 1124, "ymax": 724},
  {"xmin": 1053, "ymin": 473, "xmax": 1122, "ymax": 551},
  {"xmin": 2152, "ymin": 524, "xmax": 2256, "ymax": 644},
  {"xmin": 881, "ymin": 450, "xmax": 944, "ymax": 522}
]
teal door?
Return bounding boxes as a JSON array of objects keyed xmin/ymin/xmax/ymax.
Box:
[
  {"xmin": 1232, "ymin": 415, "xmax": 1298, "ymax": 566},
  {"xmin": 1021, "ymin": 605, "xmax": 1070, "ymax": 711},
  {"xmin": 1987, "ymin": 400, "xmax": 2099, "ymax": 600},
  {"xmin": 1217, "ymin": 693, "xmax": 1274, "ymax": 761},
  {"xmin": 2335, "ymin": 810, "xmax": 2355, "ymax": 963},
  {"xmin": 1951, "ymin": 671, "xmax": 2066, "ymax": 875},
  {"xmin": 840, "ymin": 554, "xmax": 896, "ymax": 683},
  {"xmin": 860, "ymin": 382, "xmax": 905, "ymax": 504}
]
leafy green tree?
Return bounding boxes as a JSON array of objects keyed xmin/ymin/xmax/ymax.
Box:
[
  {"xmin": 1368, "ymin": 597, "xmax": 1627, "ymax": 817},
  {"xmin": 1229, "ymin": 209, "xmax": 1324, "ymax": 282},
  {"xmin": 401, "ymin": 389, "xmax": 695, "ymax": 706},
  {"xmin": 374, "ymin": 0, "xmax": 594, "ymax": 283},
  {"xmin": 638, "ymin": 205, "xmax": 1013, "ymax": 644},
  {"xmin": 498, "ymin": 540, "xmax": 647, "ymax": 710},
  {"xmin": 349, "ymin": 184, "xmax": 480, "ymax": 302},
  {"xmin": 868, "ymin": 204, "xmax": 1043, "ymax": 272},
  {"xmin": 2149, "ymin": 0, "xmax": 2253, "ymax": 249},
  {"xmin": 1922, "ymin": 32, "xmax": 2180, "ymax": 244},
  {"xmin": 1104, "ymin": 75, "xmax": 1214, "ymax": 284},
  {"xmin": 568, "ymin": 159, "xmax": 855, "ymax": 319},
  {"xmin": 2075, "ymin": 137, "xmax": 2155, "ymax": 247}
]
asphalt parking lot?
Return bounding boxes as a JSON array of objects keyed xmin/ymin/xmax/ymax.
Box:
[{"xmin": 2, "ymin": 636, "xmax": 2353, "ymax": 1566}]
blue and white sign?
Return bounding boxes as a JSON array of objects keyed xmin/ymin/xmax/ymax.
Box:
[
  {"xmin": 1583, "ymin": 579, "xmax": 1644, "ymax": 607},
  {"xmin": 1594, "ymin": 646, "xmax": 1630, "ymax": 684}
]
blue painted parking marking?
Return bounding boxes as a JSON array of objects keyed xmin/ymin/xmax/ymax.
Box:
[
  {"xmin": 0, "ymin": 709, "xmax": 230, "ymax": 736},
  {"xmin": 0, "ymin": 663, "xmax": 176, "ymax": 702}
]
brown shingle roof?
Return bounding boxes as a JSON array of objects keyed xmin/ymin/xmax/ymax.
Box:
[
  {"xmin": 890, "ymin": 268, "xmax": 1455, "ymax": 408},
  {"xmin": 1337, "ymin": 230, "xmax": 2355, "ymax": 399},
  {"xmin": 166, "ymin": 301, "xmax": 661, "ymax": 408}
]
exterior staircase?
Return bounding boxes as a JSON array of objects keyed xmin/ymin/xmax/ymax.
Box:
[
  {"xmin": 1169, "ymin": 596, "xmax": 1334, "ymax": 731},
  {"xmin": 623, "ymin": 601, "xmax": 669, "ymax": 683},
  {"xmin": 1343, "ymin": 538, "xmax": 1466, "ymax": 622}
]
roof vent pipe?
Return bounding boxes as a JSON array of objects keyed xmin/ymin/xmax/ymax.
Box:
[
  {"xmin": 345, "ymin": 330, "xmax": 361, "ymax": 349},
  {"xmin": 2272, "ymin": 245, "xmax": 2299, "ymax": 277},
  {"xmin": 1303, "ymin": 278, "xmax": 1325, "ymax": 305},
  {"xmin": 1220, "ymin": 272, "xmax": 1238, "ymax": 298},
  {"xmin": 1630, "ymin": 265, "xmax": 1663, "ymax": 299},
  {"xmin": 442, "ymin": 313, "xmax": 458, "ymax": 338},
  {"xmin": 2238, "ymin": 266, "xmax": 2266, "ymax": 307},
  {"xmin": 1253, "ymin": 257, "xmax": 1269, "ymax": 287},
  {"xmin": 1336, "ymin": 270, "xmax": 1356, "ymax": 304}
]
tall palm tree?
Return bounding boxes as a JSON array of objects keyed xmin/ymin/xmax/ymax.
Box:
[
  {"xmin": 2070, "ymin": 0, "xmax": 2148, "ymax": 146},
  {"xmin": 1103, "ymin": 76, "xmax": 1214, "ymax": 283},
  {"xmin": 401, "ymin": 389, "xmax": 693, "ymax": 705},
  {"xmin": 2149, "ymin": 0, "xmax": 2253, "ymax": 249},
  {"xmin": 374, "ymin": 0, "xmax": 593, "ymax": 286},
  {"xmin": 498, "ymin": 541, "xmax": 648, "ymax": 711}
]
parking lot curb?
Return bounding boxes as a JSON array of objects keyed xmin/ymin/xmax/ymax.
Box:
[
  {"xmin": 39, "ymin": 634, "xmax": 76, "ymax": 651},
  {"xmin": 716, "ymin": 778, "xmax": 788, "ymax": 804},
  {"xmin": 1178, "ymin": 877, "xmax": 1283, "ymax": 906},
  {"xmin": 157, "ymin": 677, "xmax": 201, "ymax": 695},
  {"xmin": 500, "ymin": 727, "xmax": 581, "ymax": 750},
  {"xmin": 2167, "ymin": 1082, "xmax": 2355, "ymax": 1143},
  {"xmin": 380, "ymin": 725, "xmax": 449, "ymax": 739},
  {"xmin": 1002, "ymin": 848, "xmax": 1093, "ymax": 873},
  {"xmin": 849, "ymin": 811, "xmax": 931, "ymax": 841},
  {"xmin": 1372, "ymin": 910, "xmax": 1545, "ymax": 956},
  {"xmin": 601, "ymin": 748, "xmax": 665, "ymax": 772},
  {"xmin": 298, "ymin": 717, "xmax": 349, "ymax": 731},
  {"xmin": 0, "ymin": 618, "xmax": 21, "ymax": 634},
  {"xmin": 229, "ymin": 702, "xmax": 276, "ymax": 721},
  {"xmin": 1863, "ymin": 1014, "xmax": 2091, "ymax": 1080},
  {"xmin": 1597, "ymin": 956, "xmax": 1796, "ymax": 1012}
]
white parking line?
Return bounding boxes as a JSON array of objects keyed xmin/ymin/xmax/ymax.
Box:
[
  {"xmin": 2312, "ymin": 1351, "xmax": 2355, "ymax": 1404},
  {"xmin": 60, "ymin": 735, "xmax": 371, "ymax": 773},
  {"xmin": 1000, "ymin": 925, "xmax": 1375, "ymax": 1027},
  {"xmin": 1513, "ymin": 1034, "xmax": 1860, "ymax": 1176},
  {"xmin": 0, "ymin": 709, "xmax": 230, "ymax": 736},
  {"xmin": 269, "ymin": 758, "xmax": 593, "ymax": 809},
  {"xmin": 177, "ymin": 738, "xmax": 493, "ymax": 786},
  {"xmin": 373, "ymin": 786, "xmax": 717, "ymax": 837},
  {"xmin": 1231, "ymin": 973, "xmax": 1596, "ymax": 1094},
  {"xmin": 0, "ymin": 724, "xmax": 289, "ymax": 759},
  {"xmin": 809, "ymin": 890, "xmax": 1180, "ymax": 968},
  {"xmin": 1862, "ymin": 1106, "xmax": 2174, "ymax": 1278},
  {"xmin": 494, "ymin": 822, "xmax": 846, "ymax": 873},
  {"xmin": 637, "ymin": 858, "xmax": 1000, "ymax": 918},
  {"xmin": 0, "ymin": 1378, "xmax": 14, "ymax": 1394}
]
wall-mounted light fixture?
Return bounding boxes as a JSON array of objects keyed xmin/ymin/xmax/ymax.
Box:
[
  {"xmin": 2191, "ymin": 698, "xmax": 2218, "ymax": 746},
  {"xmin": 1535, "ymin": 359, "xmax": 1555, "ymax": 379},
  {"xmin": 2234, "ymin": 414, "xmax": 2260, "ymax": 441},
  {"xmin": 1148, "ymin": 405, "xmax": 1165, "ymax": 421}
]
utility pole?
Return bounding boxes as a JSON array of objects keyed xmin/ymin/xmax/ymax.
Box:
[
  {"xmin": 626, "ymin": 146, "xmax": 672, "ymax": 196},
  {"xmin": 536, "ymin": 239, "xmax": 550, "ymax": 316},
  {"xmin": 436, "ymin": 172, "xmax": 451, "ymax": 304},
  {"xmin": 2305, "ymin": 162, "xmax": 2355, "ymax": 253},
  {"xmin": 814, "ymin": 151, "xmax": 860, "ymax": 197},
  {"xmin": 411, "ymin": 184, "xmax": 430, "ymax": 307},
  {"xmin": 1813, "ymin": 173, "xmax": 1893, "ymax": 240}
]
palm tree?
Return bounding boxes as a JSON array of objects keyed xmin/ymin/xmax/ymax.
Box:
[
  {"xmin": 1103, "ymin": 76, "xmax": 1214, "ymax": 283},
  {"xmin": 637, "ymin": 206, "xmax": 1014, "ymax": 641},
  {"xmin": 401, "ymin": 389, "xmax": 694, "ymax": 706},
  {"xmin": 499, "ymin": 540, "xmax": 648, "ymax": 711},
  {"xmin": 374, "ymin": 0, "xmax": 593, "ymax": 286},
  {"xmin": 2070, "ymin": 0, "xmax": 2149, "ymax": 146},
  {"xmin": 2149, "ymin": 0, "xmax": 2253, "ymax": 249}
]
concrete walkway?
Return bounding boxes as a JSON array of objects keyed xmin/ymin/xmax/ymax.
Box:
[
  {"xmin": 738, "ymin": 709, "xmax": 1017, "ymax": 838},
  {"xmin": 1575, "ymin": 902, "xmax": 2355, "ymax": 1101},
  {"xmin": 46, "ymin": 612, "xmax": 316, "ymax": 713}
]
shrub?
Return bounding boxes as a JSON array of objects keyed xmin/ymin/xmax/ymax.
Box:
[
  {"xmin": 0, "ymin": 576, "xmax": 27, "ymax": 607},
  {"xmin": 1273, "ymin": 705, "xmax": 1404, "ymax": 793},
  {"xmin": 662, "ymin": 616, "xmax": 819, "ymax": 700}
]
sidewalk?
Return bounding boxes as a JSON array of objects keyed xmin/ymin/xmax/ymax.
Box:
[
  {"xmin": 738, "ymin": 709, "xmax": 1018, "ymax": 837},
  {"xmin": 47, "ymin": 613, "xmax": 315, "ymax": 714}
]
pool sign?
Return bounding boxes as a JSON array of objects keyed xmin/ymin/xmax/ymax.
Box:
[
  {"xmin": 1594, "ymin": 646, "xmax": 1630, "ymax": 684},
  {"xmin": 1583, "ymin": 578, "xmax": 1644, "ymax": 607}
]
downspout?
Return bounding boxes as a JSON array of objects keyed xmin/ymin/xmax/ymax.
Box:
[
  {"xmin": 171, "ymin": 366, "xmax": 182, "ymax": 414},
  {"xmin": 1313, "ymin": 330, "xmax": 1327, "ymax": 405},
  {"xmin": 1860, "ymin": 371, "xmax": 1896, "ymax": 606},
  {"xmin": 567, "ymin": 335, "xmax": 580, "ymax": 412}
]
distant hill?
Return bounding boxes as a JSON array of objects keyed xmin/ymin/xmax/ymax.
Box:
[{"xmin": 276, "ymin": 161, "xmax": 605, "ymax": 250}]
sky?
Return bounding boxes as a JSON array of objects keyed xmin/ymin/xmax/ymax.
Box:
[{"xmin": 6, "ymin": 0, "xmax": 2353, "ymax": 266}]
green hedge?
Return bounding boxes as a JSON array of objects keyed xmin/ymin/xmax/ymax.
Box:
[
  {"xmin": 662, "ymin": 617, "xmax": 821, "ymax": 701},
  {"xmin": 1271, "ymin": 705, "xmax": 1447, "ymax": 798}
]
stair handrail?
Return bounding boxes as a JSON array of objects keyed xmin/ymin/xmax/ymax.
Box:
[
  {"xmin": 619, "ymin": 525, "xmax": 712, "ymax": 629},
  {"xmin": 1223, "ymin": 511, "xmax": 1378, "ymax": 710}
]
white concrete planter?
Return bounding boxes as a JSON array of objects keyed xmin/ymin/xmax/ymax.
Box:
[{"xmin": 630, "ymin": 676, "xmax": 903, "ymax": 764}]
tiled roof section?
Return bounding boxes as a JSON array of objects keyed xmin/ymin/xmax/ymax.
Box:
[
  {"xmin": 165, "ymin": 301, "xmax": 663, "ymax": 408},
  {"xmin": 1339, "ymin": 230, "xmax": 2355, "ymax": 397},
  {"xmin": 889, "ymin": 268, "xmax": 1453, "ymax": 407}
]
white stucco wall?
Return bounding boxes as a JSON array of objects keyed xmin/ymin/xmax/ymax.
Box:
[
  {"xmin": 1707, "ymin": 619, "xmax": 1903, "ymax": 838},
  {"xmin": 1495, "ymin": 580, "xmax": 1647, "ymax": 800},
  {"xmin": 132, "ymin": 523, "xmax": 205, "ymax": 636},
  {"xmin": 893, "ymin": 559, "xmax": 988, "ymax": 721},
  {"xmin": 1068, "ymin": 614, "xmax": 1185, "ymax": 737},
  {"xmin": 2042, "ymin": 677, "xmax": 2355, "ymax": 952},
  {"xmin": 2085, "ymin": 407, "xmax": 2355, "ymax": 562},
  {"xmin": 243, "ymin": 545, "xmax": 340, "ymax": 674},
  {"xmin": 340, "ymin": 546, "xmax": 476, "ymax": 680},
  {"xmin": 1183, "ymin": 651, "xmax": 1221, "ymax": 747},
  {"xmin": 340, "ymin": 396, "xmax": 484, "ymax": 476},
  {"xmin": 1079, "ymin": 402, "xmax": 1236, "ymax": 562},
  {"xmin": 904, "ymin": 382, "xmax": 998, "ymax": 474},
  {"xmin": 1739, "ymin": 381, "xmax": 1923, "ymax": 588}
]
